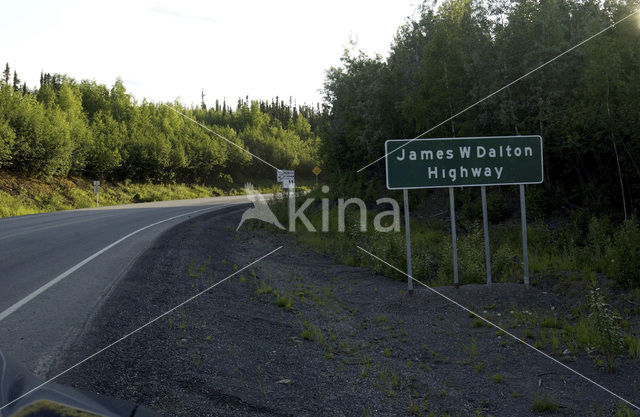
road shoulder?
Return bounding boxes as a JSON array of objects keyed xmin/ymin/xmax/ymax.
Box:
[{"xmin": 53, "ymin": 209, "xmax": 640, "ymax": 416}]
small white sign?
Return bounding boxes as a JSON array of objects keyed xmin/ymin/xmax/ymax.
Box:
[
  {"xmin": 282, "ymin": 178, "xmax": 295, "ymax": 189},
  {"xmin": 93, "ymin": 180, "xmax": 100, "ymax": 194},
  {"xmin": 277, "ymin": 170, "xmax": 294, "ymax": 182}
]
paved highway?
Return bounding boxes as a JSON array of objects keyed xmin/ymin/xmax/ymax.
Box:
[{"xmin": 0, "ymin": 196, "xmax": 248, "ymax": 376}]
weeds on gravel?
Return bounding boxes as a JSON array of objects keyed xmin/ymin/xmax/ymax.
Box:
[
  {"xmin": 276, "ymin": 295, "xmax": 294, "ymax": 310},
  {"xmin": 464, "ymin": 338, "xmax": 478, "ymax": 363},
  {"xmin": 617, "ymin": 402, "xmax": 639, "ymax": 417},
  {"xmin": 472, "ymin": 318, "xmax": 485, "ymax": 328},
  {"xmin": 301, "ymin": 320, "xmax": 324, "ymax": 343},
  {"xmin": 360, "ymin": 355, "xmax": 371, "ymax": 377},
  {"xmin": 531, "ymin": 391, "xmax": 559, "ymax": 412},
  {"xmin": 624, "ymin": 334, "xmax": 640, "ymax": 359},
  {"xmin": 186, "ymin": 256, "xmax": 210, "ymax": 279},
  {"xmin": 178, "ymin": 309, "xmax": 187, "ymax": 333},
  {"xmin": 540, "ymin": 317, "xmax": 561, "ymax": 329},
  {"xmin": 377, "ymin": 369, "xmax": 400, "ymax": 398},
  {"xmin": 408, "ymin": 399, "xmax": 421, "ymax": 416}
]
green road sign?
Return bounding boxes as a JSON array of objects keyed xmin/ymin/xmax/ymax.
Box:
[{"xmin": 385, "ymin": 135, "xmax": 543, "ymax": 189}]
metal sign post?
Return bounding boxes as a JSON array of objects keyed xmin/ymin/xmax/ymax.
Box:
[
  {"xmin": 312, "ymin": 166, "xmax": 321, "ymax": 186},
  {"xmin": 403, "ymin": 189, "xmax": 414, "ymax": 294},
  {"xmin": 520, "ymin": 184, "xmax": 529, "ymax": 288},
  {"xmin": 93, "ymin": 181, "xmax": 100, "ymax": 207},
  {"xmin": 449, "ymin": 187, "xmax": 459, "ymax": 287},
  {"xmin": 277, "ymin": 170, "xmax": 294, "ymax": 200},
  {"xmin": 481, "ymin": 186, "xmax": 492, "ymax": 285}
]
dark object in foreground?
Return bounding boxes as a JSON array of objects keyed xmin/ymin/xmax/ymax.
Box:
[{"xmin": 0, "ymin": 350, "xmax": 157, "ymax": 417}]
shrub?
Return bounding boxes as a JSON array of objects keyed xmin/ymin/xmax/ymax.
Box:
[
  {"xmin": 588, "ymin": 288, "xmax": 623, "ymax": 371},
  {"xmin": 531, "ymin": 391, "xmax": 559, "ymax": 412},
  {"xmin": 492, "ymin": 245, "xmax": 518, "ymax": 282},
  {"xmin": 276, "ymin": 295, "xmax": 293, "ymax": 310},
  {"xmin": 587, "ymin": 217, "xmax": 612, "ymax": 271},
  {"xmin": 610, "ymin": 219, "xmax": 640, "ymax": 286},
  {"xmin": 624, "ymin": 334, "xmax": 640, "ymax": 360},
  {"xmin": 439, "ymin": 223, "xmax": 485, "ymax": 284}
]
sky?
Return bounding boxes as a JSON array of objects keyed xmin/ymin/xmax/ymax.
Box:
[{"xmin": 0, "ymin": 0, "xmax": 420, "ymax": 107}]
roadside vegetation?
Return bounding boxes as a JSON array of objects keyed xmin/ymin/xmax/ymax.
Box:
[
  {"xmin": 0, "ymin": 172, "xmax": 213, "ymax": 217},
  {"xmin": 268, "ymin": 187, "xmax": 640, "ymax": 288},
  {"xmin": 257, "ymin": 186, "xmax": 640, "ymax": 374},
  {"xmin": 322, "ymin": 0, "xmax": 640, "ymax": 220},
  {"xmin": 0, "ymin": 171, "xmax": 310, "ymax": 218},
  {"xmin": 0, "ymin": 64, "xmax": 322, "ymax": 214}
]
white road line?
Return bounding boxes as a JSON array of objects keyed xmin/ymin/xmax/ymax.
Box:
[
  {"xmin": 0, "ymin": 246, "xmax": 282, "ymax": 411},
  {"xmin": 0, "ymin": 203, "xmax": 239, "ymax": 322}
]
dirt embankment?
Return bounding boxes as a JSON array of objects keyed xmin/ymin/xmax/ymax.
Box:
[{"xmin": 54, "ymin": 209, "xmax": 640, "ymax": 416}]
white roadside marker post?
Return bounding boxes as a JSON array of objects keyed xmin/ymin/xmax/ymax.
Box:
[
  {"xmin": 520, "ymin": 184, "xmax": 530, "ymax": 288},
  {"xmin": 403, "ymin": 189, "xmax": 414, "ymax": 294},
  {"xmin": 449, "ymin": 187, "xmax": 459, "ymax": 288},
  {"xmin": 481, "ymin": 186, "xmax": 492, "ymax": 285},
  {"xmin": 93, "ymin": 180, "xmax": 100, "ymax": 208}
]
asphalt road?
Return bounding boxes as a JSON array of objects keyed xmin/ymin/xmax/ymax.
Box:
[{"xmin": 0, "ymin": 196, "xmax": 249, "ymax": 376}]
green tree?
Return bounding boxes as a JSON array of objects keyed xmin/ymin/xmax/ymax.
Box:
[
  {"xmin": 86, "ymin": 111, "xmax": 124, "ymax": 179},
  {"xmin": 2, "ymin": 63, "xmax": 9, "ymax": 85},
  {"xmin": 12, "ymin": 71, "xmax": 20, "ymax": 92},
  {"xmin": 0, "ymin": 117, "xmax": 15, "ymax": 168}
]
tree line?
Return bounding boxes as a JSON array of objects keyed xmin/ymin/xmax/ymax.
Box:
[
  {"xmin": 0, "ymin": 65, "xmax": 323, "ymax": 186},
  {"xmin": 322, "ymin": 0, "xmax": 640, "ymax": 219}
]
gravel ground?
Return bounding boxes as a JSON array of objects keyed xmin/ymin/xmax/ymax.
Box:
[{"xmin": 53, "ymin": 208, "xmax": 640, "ymax": 416}]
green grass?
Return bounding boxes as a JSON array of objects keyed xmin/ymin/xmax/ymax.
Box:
[
  {"xmin": 0, "ymin": 175, "xmax": 219, "ymax": 218},
  {"xmin": 261, "ymin": 188, "xmax": 640, "ymax": 290},
  {"xmin": 276, "ymin": 295, "xmax": 294, "ymax": 310},
  {"xmin": 12, "ymin": 399, "xmax": 103, "ymax": 417},
  {"xmin": 531, "ymin": 391, "xmax": 559, "ymax": 412},
  {"xmin": 617, "ymin": 402, "xmax": 639, "ymax": 417},
  {"xmin": 0, "ymin": 172, "xmax": 305, "ymax": 218},
  {"xmin": 472, "ymin": 318, "xmax": 485, "ymax": 328},
  {"xmin": 540, "ymin": 317, "xmax": 562, "ymax": 329},
  {"xmin": 472, "ymin": 362, "xmax": 483, "ymax": 374},
  {"xmin": 625, "ymin": 334, "xmax": 640, "ymax": 359},
  {"xmin": 301, "ymin": 320, "xmax": 324, "ymax": 343}
]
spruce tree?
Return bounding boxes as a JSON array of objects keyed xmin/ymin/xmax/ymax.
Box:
[
  {"xmin": 2, "ymin": 63, "xmax": 10, "ymax": 84},
  {"xmin": 200, "ymin": 89, "xmax": 206, "ymax": 110},
  {"xmin": 12, "ymin": 71, "xmax": 20, "ymax": 91}
]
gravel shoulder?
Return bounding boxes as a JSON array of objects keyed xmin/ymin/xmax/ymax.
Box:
[{"xmin": 53, "ymin": 209, "xmax": 640, "ymax": 416}]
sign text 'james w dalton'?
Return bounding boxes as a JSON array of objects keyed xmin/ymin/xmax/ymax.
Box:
[{"xmin": 385, "ymin": 136, "xmax": 543, "ymax": 189}]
